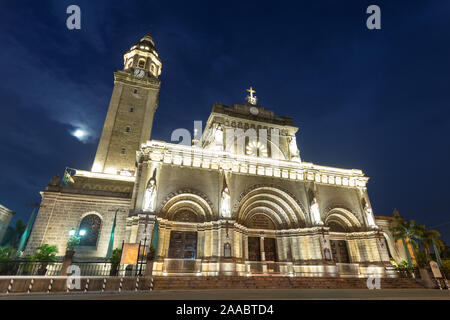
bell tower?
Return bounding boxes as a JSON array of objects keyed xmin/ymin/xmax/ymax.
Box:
[{"xmin": 92, "ymin": 33, "xmax": 162, "ymax": 175}]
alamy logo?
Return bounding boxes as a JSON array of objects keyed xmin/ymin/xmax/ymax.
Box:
[
  {"xmin": 66, "ymin": 5, "xmax": 81, "ymax": 30},
  {"xmin": 170, "ymin": 121, "xmax": 282, "ymax": 156},
  {"xmin": 366, "ymin": 5, "xmax": 381, "ymax": 30},
  {"xmin": 366, "ymin": 265, "xmax": 381, "ymax": 289},
  {"xmin": 67, "ymin": 265, "xmax": 81, "ymax": 290}
]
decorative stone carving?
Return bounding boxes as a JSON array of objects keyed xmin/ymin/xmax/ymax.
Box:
[
  {"xmin": 49, "ymin": 174, "xmax": 61, "ymax": 186},
  {"xmin": 232, "ymin": 184, "xmax": 307, "ymax": 218},
  {"xmin": 159, "ymin": 188, "xmax": 213, "ymax": 213}
]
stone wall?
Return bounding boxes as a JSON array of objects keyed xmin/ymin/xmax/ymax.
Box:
[{"xmin": 24, "ymin": 191, "xmax": 130, "ymax": 259}]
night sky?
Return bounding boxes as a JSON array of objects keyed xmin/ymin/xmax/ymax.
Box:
[{"xmin": 1, "ymin": 1, "xmax": 449, "ymax": 243}]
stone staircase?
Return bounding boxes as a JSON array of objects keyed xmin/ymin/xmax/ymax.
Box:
[{"xmin": 153, "ymin": 276, "xmax": 425, "ymax": 290}]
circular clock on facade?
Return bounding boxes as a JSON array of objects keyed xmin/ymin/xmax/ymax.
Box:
[
  {"xmin": 250, "ymin": 106, "xmax": 259, "ymax": 115},
  {"xmin": 134, "ymin": 68, "xmax": 145, "ymax": 78}
]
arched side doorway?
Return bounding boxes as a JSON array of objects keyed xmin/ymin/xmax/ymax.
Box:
[
  {"xmin": 159, "ymin": 192, "xmax": 212, "ymax": 260},
  {"xmin": 324, "ymin": 208, "xmax": 362, "ymax": 264}
]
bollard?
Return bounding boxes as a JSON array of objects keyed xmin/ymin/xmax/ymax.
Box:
[
  {"xmin": 135, "ymin": 277, "xmax": 140, "ymax": 291},
  {"xmin": 6, "ymin": 279, "xmax": 14, "ymax": 294},
  {"xmin": 84, "ymin": 278, "xmax": 90, "ymax": 293},
  {"xmin": 150, "ymin": 276, "xmax": 153, "ymax": 291},
  {"xmin": 101, "ymin": 278, "xmax": 107, "ymax": 293},
  {"xmin": 27, "ymin": 279, "xmax": 35, "ymax": 294},
  {"xmin": 47, "ymin": 278, "xmax": 54, "ymax": 293},
  {"xmin": 119, "ymin": 277, "xmax": 123, "ymax": 292}
]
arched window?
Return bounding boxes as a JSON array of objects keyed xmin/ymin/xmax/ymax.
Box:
[
  {"xmin": 327, "ymin": 221, "xmax": 348, "ymax": 233},
  {"xmin": 125, "ymin": 59, "xmax": 133, "ymax": 69},
  {"xmin": 138, "ymin": 59, "xmax": 146, "ymax": 69},
  {"xmin": 79, "ymin": 214, "xmax": 102, "ymax": 247},
  {"xmin": 125, "ymin": 126, "xmax": 131, "ymax": 133},
  {"xmin": 120, "ymin": 147, "xmax": 126, "ymax": 155},
  {"xmin": 224, "ymin": 243, "xmax": 231, "ymax": 258}
]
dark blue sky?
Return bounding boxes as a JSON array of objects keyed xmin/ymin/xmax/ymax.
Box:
[{"xmin": 1, "ymin": 1, "xmax": 450, "ymax": 242}]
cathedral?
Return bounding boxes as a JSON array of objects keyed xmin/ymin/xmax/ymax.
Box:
[{"xmin": 25, "ymin": 33, "xmax": 404, "ymax": 277}]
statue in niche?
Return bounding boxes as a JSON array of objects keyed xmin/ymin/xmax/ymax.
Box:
[
  {"xmin": 324, "ymin": 248, "xmax": 331, "ymax": 261},
  {"xmin": 224, "ymin": 243, "xmax": 231, "ymax": 258},
  {"xmin": 221, "ymin": 187, "xmax": 231, "ymax": 218},
  {"xmin": 143, "ymin": 170, "xmax": 157, "ymax": 212},
  {"xmin": 214, "ymin": 124, "xmax": 223, "ymax": 150},
  {"xmin": 49, "ymin": 174, "xmax": 60, "ymax": 186},
  {"xmin": 364, "ymin": 201, "xmax": 377, "ymax": 229},
  {"xmin": 310, "ymin": 193, "xmax": 324, "ymax": 226},
  {"xmin": 289, "ymin": 134, "xmax": 300, "ymax": 160}
]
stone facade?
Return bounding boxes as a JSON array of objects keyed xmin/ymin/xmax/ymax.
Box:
[
  {"xmin": 25, "ymin": 32, "xmax": 396, "ymax": 277},
  {"xmin": 0, "ymin": 204, "xmax": 14, "ymax": 244}
]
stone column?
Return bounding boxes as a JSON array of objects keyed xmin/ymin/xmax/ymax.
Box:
[
  {"xmin": 197, "ymin": 228, "xmax": 205, "ymax": 259},
  {"xmin": 260, "ymin": 236, "xmax": 266, "ymax": 273},
  {"xmin": 260, "ymin": 236, "xmax": 265, "ymax": 261},
  {"xmin": 243, "ymin": 233, "xmax": 248, "ymax": 260}
]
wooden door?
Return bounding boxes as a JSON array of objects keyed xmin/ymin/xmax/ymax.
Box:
[
  {"xmin": 264, "ymin": 238, "xmax": 277, "ymax": 262},
  {"xmin": 330, "ymin": 240, "xmax": 350, "ymax": 263},
  {"xmin": 168, "ymin": 231, "xmax": 197, "ymax": 259},
  {"xmin": 248, "ymin": 237, "xmax": 261, "ymax": 261}
]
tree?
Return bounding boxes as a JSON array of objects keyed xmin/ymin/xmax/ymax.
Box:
[
  {"xmin": 33, "ymin": 244, "xmax": 58, "ymax": 261},
  {"xmin": 32, "ymin": 244, "xmax": 58, "ymax": 275},
  {"xmin": 109, "ymin": 248, "xmax": 122, "ymax": 276},
  {"xmin": 66, "ymin": 236, "xmax": 81, "ymax": 251},
  {"xmin": 1, "ymin": 220, "xmax": 26, "ymax": 248},
  {"xmin": 390, "ymin": 211, "xmax": 423, "ymax": 268},
  {"xmin": 421, "ymin": 229, "xmax": 444, "ymax": 262}
]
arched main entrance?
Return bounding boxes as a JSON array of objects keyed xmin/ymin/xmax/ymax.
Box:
[{"xmin": 236, "ymin": 186, "xmax": 305, "ymax": 263}]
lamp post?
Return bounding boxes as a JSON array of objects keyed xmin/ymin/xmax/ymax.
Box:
[{"xmin": 61, "ymin": 228, "xmax": 86, "ymax": 276}]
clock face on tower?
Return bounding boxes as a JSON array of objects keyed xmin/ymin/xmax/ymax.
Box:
[{"xmin": 134, "ymin": 68, "xmax": 145, "ymax": 78}]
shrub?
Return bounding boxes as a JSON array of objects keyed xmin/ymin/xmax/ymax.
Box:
[
  {"xmin": 33, "ymin": 244, "xmax": 58, "ymax": 262},
  {"xmin": 0, "ymin": 246, "xmax": 14, "ymax": 261},
  {"xmin": 66, "ymin": 236, "xmax": 80, "ymax": 251}
]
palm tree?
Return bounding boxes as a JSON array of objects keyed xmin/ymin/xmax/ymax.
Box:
[
  {"xmin": 421, "ymin": 229, "xmax": 440, "ymax": 259},
  {"xmin": 390, "ymin": 212, "xmax": 423, "ymax": 268},
  {"xmin": 0, "ymin": 220, "xmax": 26, "ymax": 248}
]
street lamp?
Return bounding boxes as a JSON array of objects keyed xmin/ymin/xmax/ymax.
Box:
[{"xmin": 68, "ymin": 228, "xmax": 87, "ymax": 237}]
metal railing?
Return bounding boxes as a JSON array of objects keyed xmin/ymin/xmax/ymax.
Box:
[
  {"xmin": 245, "ymin": 261, "xmax": 294, "ymax": 275},
  {"xmin": 0, "ymin": 260, "xmax": 63, "ymax": 276},
  {"xmin": 70, "ymin": 261, "xmax": 146, "ymax": 277},
  {"xmin": 0, "ymin": 260, "xmax": 147, "ymax": 277},
  {"xmin": 162, "ymin": 258, "xmax": 202, "ymax": 275}
]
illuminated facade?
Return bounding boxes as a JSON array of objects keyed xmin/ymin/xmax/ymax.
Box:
[
  {"xmin": 0, "ymin": 204, "xmax": 14, "ymax": 244},
  {"xmin": 25, "ymin": 33, "xmax": 398, "ymax": 277}
]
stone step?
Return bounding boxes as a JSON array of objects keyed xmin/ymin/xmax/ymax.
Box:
[{"xmin": 153, "ymin": 276, "xmax": 425, "ymax": 290}]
